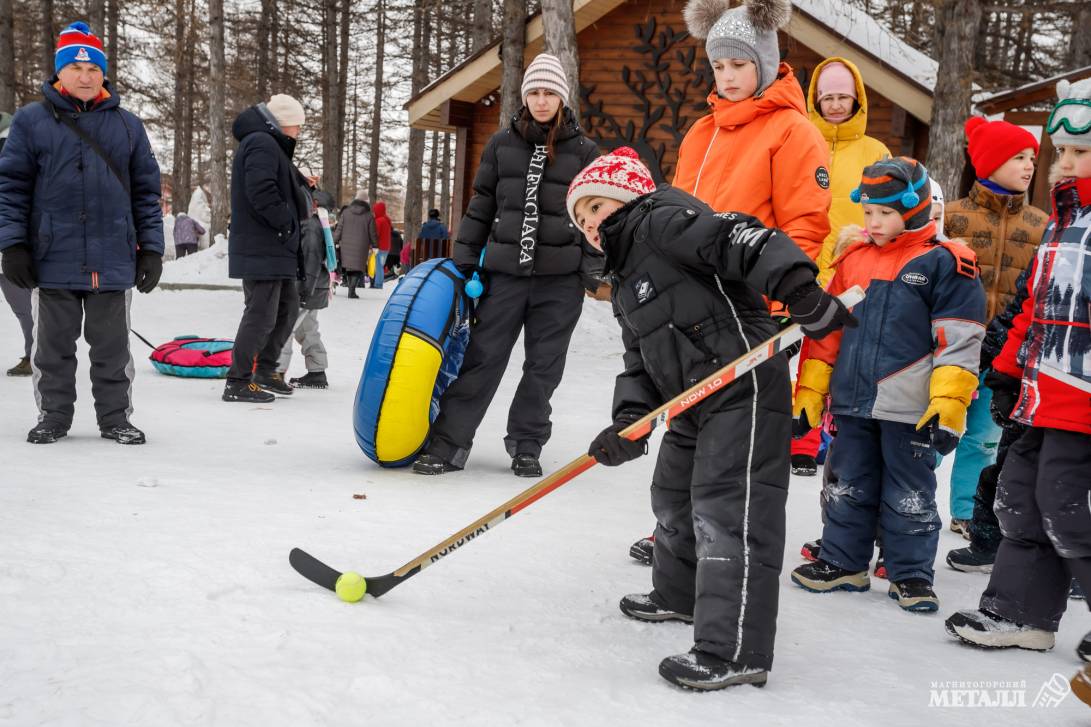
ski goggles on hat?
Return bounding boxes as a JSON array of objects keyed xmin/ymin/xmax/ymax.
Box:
[{"xmin": 1046, "ymin": 98, "xmax": 1091, "ymax": 136}]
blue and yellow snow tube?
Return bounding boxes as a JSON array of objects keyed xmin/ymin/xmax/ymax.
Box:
[{"xmin": 354, "ymin": 258, "xmax": 471, "ymax": 466}]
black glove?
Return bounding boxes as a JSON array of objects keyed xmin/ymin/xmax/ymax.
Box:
[
  {"xmin": 984, "ymin": 370, "xmax": 1021, "ymax": 429},
  {"xmin": 921, "ymin": 416, "xmax": 959, "ymax": 456},
  {"xmin": 134, "ymin": 251, "xmax": 163, "ymax": 294},
  {"xmin": 785, "ymin": 282, "xmax": 858, "ymax": 340},
  {"xmin": 792, "ymin": 408, "xmax": 815, "ymax": 439},
  {"xmin": 1, "ymin": 244, "xmax": 36, "ymax": 289},
  {"xmin": 588, "ymin": 418, "xmax": 649, "ymax": 467}
]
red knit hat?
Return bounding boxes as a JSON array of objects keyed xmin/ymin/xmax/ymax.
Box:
[
  {"xmin": 566, "ymin": 147, "xmax": 656, "ymax": 224},
  {"xmin": 964, "ymin": 116, "xmax": 1039, "ymax": 179}
]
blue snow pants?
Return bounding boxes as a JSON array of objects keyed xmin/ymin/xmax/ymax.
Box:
[
  {"xmin": 948, "ymin": 374, "xmax": 1001, "ymax": 519},
  {"xmin": 820, "ymin": 415, "xmax": 942, "ymax": 583}
]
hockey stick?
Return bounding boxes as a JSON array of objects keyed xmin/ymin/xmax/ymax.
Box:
[{"xmin": 290, "ymin": 286, "xmax": 865, "ymax": 599}]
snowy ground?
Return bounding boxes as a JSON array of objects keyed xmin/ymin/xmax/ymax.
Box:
[{"xmin": 1, "ymin": 276, "xmax": 1088, "ymax": 726}]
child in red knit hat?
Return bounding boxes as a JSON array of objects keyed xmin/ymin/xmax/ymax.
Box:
[
  {"xmin": 568, "ymin": 147, "xmax": 855, "ymax": 690},
  {"xmin": 941, "ymin": 116, "xmax": 1050, "ymax": 567}
]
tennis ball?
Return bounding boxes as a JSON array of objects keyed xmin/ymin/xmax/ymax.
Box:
[{"xmin": 335, "ymin": 571, "xmax": 367, "ymax": 602}]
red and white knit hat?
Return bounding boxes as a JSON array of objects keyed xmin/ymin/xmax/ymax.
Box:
[{"xmin": 566, "ymin": 147, "xmax": 656, "ymax": 224}]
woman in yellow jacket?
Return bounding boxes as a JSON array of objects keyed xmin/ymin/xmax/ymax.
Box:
[{"xmin": 808, "ymin": 57, "xmax": 892, "ymax": 287}]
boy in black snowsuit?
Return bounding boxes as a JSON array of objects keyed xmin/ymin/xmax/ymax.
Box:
[{"xmin": 567, "ymin": 148, "xmax": 856, "ymax": 690}]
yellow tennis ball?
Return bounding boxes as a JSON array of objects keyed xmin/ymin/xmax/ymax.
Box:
[{"xmin": 335, "ymin": 572, "xmax": 367, "ymax": 602}]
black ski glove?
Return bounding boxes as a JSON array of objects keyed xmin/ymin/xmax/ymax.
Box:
[
  {"xmin": 984, "ymin": 369, "xmax": 1021, "ymax": 429},
  {"xmin": 588, "ymin": 416, "xmax": 649, "ymax": 467},
  {"xmin": 1, "ymin": 244, "xmax": 36, "ymax": 289},
  {"xmin": 134, "ymin": 250, "xmax": 163, "ymax": 294},
  {"xmin": 784, "ymin": 282, "xmax": 858, "ymax": 340},
  {"xmin": 920, "ymin": 416, "xmax": 959, "ymax": 456}
]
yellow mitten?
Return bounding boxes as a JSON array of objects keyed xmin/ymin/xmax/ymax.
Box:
[
  {"xmin": 793, "ymin": 359, "xmax": 834, "ymax": 432},
  {"xmin": 915, "ymin": 365, "xmax": 979, "ymax": 435}
]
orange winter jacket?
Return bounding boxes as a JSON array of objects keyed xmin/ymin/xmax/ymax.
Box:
[{"xmin": 673, "ymin": 63, "xmax": 832, "ymax": 262}]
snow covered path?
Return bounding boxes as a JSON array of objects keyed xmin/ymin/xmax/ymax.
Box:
[{"xmin": 1, "ymin": 280, "xmax": 1087, "ymax": 725}]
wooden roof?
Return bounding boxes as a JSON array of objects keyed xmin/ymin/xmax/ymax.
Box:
[
  {"xmin": 407, "ymin": 0, "xmax": 936, "ymax": 132},
  {"xmin": 975, "ymin": 65, "xmax": 1091, "ymax": 115}
]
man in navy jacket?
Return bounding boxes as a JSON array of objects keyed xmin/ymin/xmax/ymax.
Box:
[{"xmin": 0, "ymin": 22, "xmax": 163, "ymax": 445}]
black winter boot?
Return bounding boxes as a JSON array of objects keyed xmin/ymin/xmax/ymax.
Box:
[
  {"xmin": 100, "ymin": 424, "xmax": 147, "ymax": 445},
  {"xmin": 347, "ymin": 273, "xmax": 360, "ymax": 298},
  {"xmin": 946, "ymin": 544, "xmax": 995, "ymax": 573},
  {"xmin": 27, "ymin": 423, "xmax": 68, "ymax": 444},
  {"xmin": 800, "ymin": 538, "xmax": 821, "ymax": 562},
  {"xmin": 944, "ymin": 609, "xmax": 1055, "ymax": 651},
  {"xmin": 791, "ymin": 560, "xmax": 870, "ymax": 593},
  {"xmin": 630, "ymin": 535, "xmax": 654, "ymax": 565},
  {"xmin": 511, "ymin": 453, "xmax": 542, "ymax": 477},
  {"xmin": 7, "ymin": 356, "xmax": 31, "ymax": 376},
  {"xmin": 791, "ymin": 454, "xmax": 817, "ymax": 476},
  {"xmin": 619, "ymin": 592, "xmax": 692, "ymax": 623},
  {"xmin": 658, "ymin": 650, "xmax": 768, "ymax": 691},
  {"xmin": 254, "ymin": 371, "xmax": 293, "ymax": 395},
  {"xmin": 1077, "ymin": 631, "xmax": 1091, "ymax": 662},
  {"xmin": 412, "ymin": 453, "xmax": 461, "ymax": 475},
  {"xmin": 289, "ymin": 371, "xmax": 328, "ymax": 389},
  {"xmin": 888, "ymin": 579, "xmax": 939, "ymax": 612},
  {"xmin": 223, "ymin": 380, "xmax": 275, "ymax": 403}
]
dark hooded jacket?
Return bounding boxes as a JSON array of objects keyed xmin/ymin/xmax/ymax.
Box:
[
  {"xmin": 601, "ymin": 186, "xmax": 816, "ymax": 419},
  {"xmin": 454, "ymin": 107, "xmax": 599, "ymax": 276},
  {"xmin": 227, "ymin": 104, "xmax": 309, "ymax": 279},
  {"xmin": 0, "ymin": 79, "xmax": 164, "ymax": 291}
]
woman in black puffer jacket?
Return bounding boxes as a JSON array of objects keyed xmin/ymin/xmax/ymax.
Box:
[{"xmin": 414, "ymin": 53, "xmax": 600, "ymax": 477}]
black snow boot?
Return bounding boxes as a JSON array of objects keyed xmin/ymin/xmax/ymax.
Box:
[
  {"xmin": 347, "ymin": 273, "xmax": 360, "ymax": 298},
  {"xmin": 946, "ymin": 544, "xmax": 995, "ymax": 573},
  {"xmin": 800, "ymin": 538, "xmax": 821, "ymax": 562},
  {"xmin": 412, "ymin": 453, "xmax": 461, "ymax": 475},
  {"xmin": 874, "ymin": 548, "xmax": 887, "ymax": 579},
  {"xmin": 888, "ymin": 579, "xmax": 939, "ymax": 613},
  {"xmin": 630, "ymin": 535, "xmax": 654, "ymax": 565},
  {"xmin": 944, "ymin": 609, "xmax": 1055, "ymax": 651},
  {"xmin": 658, "ymin": 650, "xmax": 768, "ymax": 691},
  {"xmin": 290, "ymin": 371, "xmax": 328, "ymax": 389},
  {"xmin": 1071, "ymin": 579, "xmax": 1086, "ymax": 601},
  {"xmin": 511, "ymin": 453, "xmax": 542, "ymax": 478},
  {"xmin": 791, "ymin": 560, "xmax": 870, "ymax": 593},
  {"xmin": 27, "ymin": 423, "xmax": 68, "ymax": 444},
  {"xmin": 619, "ymin": 592, "xmax": 693, "ymax": 623},
  {"xmin": 1077, "ymin": 631, "xmax": 1091, "ymax": 662},
  {"xmin": 254, "ymin": 371, "xmax": 293, "ymax": 395},
  {"xmin": 791, "ymin": 454, "xmax": 817, "ymax": 476},
  {"xmin": 100, "ymin": 424, "xmax": 147, "ymax": 445},
  {"xmin": 223, "ymin": 380, "xmax": 276, "ymax": 403}
]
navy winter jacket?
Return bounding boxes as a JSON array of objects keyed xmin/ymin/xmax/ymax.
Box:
[
  {"xmin": 418, "ymin": 219, "xmax": 448, "ymax": 240},
  {"xmin": 227, "ymin": 105, "xmax": 309, "ymax": 280},
  {"xmin": 0, "ymin": 80, "xmax": 164, "ymax": 291}
]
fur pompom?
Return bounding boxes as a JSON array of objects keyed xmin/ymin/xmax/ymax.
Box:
[
  {"xmin": 745, "ymin": 0, "xmax": 792, "ymax": 32},
  {"xmin": 684, "ymin": 0, "xmax": 734, "ymax": 40}
]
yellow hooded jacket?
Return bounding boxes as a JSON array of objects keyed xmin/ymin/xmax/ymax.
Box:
[{"xmin": 807, "ymin": 57, "xmax": 892, "ymax": 286}]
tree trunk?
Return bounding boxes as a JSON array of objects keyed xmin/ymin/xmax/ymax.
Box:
[
  {"xmin": 87, "ymin": 1, "xmax": 105, "ymax": 36},
  {"xmin": 440, "ymin": 132, "xmax": 451, "ymax": 222},
  {"xmin": 0, "ymin": 0, "xmax": 14, "ymax": 111},
  {"xmin": 368, "ymin": 0, "xmax": 386, "ymax": 203},
  {"xmin": 208, "ymin": 0, "xmax": 229, "ymax": 241},
  {"xmin": 926, "ymin": 0, "xmax": 981, "ymax": 199},
  {"xmin": 257, "ymin": 0, "xmax": 274, "ymax": 99},
  {"xmin": 427, "ymin": 131, "xmax": 438, "ymax": 211},
  {"xmin": 540, "ymin": 0, "xmax": 580, "ymax": 117},
  {"xmin": 322, "ymin": 0, "xmax": 341, "ymax": 200},
  {"xmin": 106, "ymin": 0, "xmax": 118, "ymax": 85},
  {"xmin": 499, "ymin": 0, "xmax": 527, "ymax": 128},
  {"xmin": 337, "ymin": 0, "xmax": 350, "ymax": 203},
  {"xmin": 171, "ymin": 0, "xmax": 191, "ymax": 215},
  {"xmin": 41, "ymin": 0, "xmax": 54, "ymax": 80},
  {"xmin": 472, "ymin": 0, "xmax": 492, "ymax": 50},
  {"xmin": 404, "ymin": 1, "xmax": 431, "ymax": 243},
  {"xmin": 1070, "ymin": 5, "xmax": 1091, "ymax": 70}
]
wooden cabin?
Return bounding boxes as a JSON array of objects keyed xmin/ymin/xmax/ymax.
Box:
[{"xmin": 407, "ymin": 0, "xmax": 937, "ymax": 224}]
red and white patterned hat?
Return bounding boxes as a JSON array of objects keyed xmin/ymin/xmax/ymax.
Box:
[{"xmin": 566, "ymin": 147, "xmax": 656, "ymax": 225}]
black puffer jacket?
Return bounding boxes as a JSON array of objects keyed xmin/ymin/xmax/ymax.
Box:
[
  {"xmin": 454, "ymin": 107, "xmax": 599, "ymax": 277},
  {"xmin": 601, "ymin": 187, "xmax": 817, "ymax": 419},
  {"xmin": 228, "ymin": 105, "xmax": 310, "ymax": 280}
]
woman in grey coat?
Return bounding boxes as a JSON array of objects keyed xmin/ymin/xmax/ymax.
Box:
[{"xmin": 335, "ymin": 192, "xmax": 377, "ymax": 298}]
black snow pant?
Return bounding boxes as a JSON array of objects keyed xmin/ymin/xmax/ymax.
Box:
[
  {"xmin": 426, "ymin": 272, "xmax": 583, "ymax": 467},
  {"xmin": 967, "ymin": 423, "xmax": 1027, "ymax": 554},
  {"xmin": 31, "ymin": 288, "xmax": 135, "ymax": 430},
  {"xmin": 650, "ymin": 358, "xmax": 791, "ymax": 671},
  {"xmin": 980, "ymin": 427, "xmax": 1091, "ymax": 631},
  {"xmin": 227, "ymin": 279, "xmax": 299, "ymax": 382},
  {"xmin": 1, "ymin": 272, "xmax": 33, "ymax": 357}
]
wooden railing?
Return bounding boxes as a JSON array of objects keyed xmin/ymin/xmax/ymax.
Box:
[{"xmin": 410, "ymin": 237, "xmax": 452, "ymax": 266}]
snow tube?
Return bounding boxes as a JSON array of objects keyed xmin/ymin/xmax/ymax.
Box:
[
  {"xmin": 149, "ymin": 336, "xmax": 234, "ymax": 378},
  {"xmin": 354, "ymin": 258, "xmax": 470, "ymax": 466}
]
